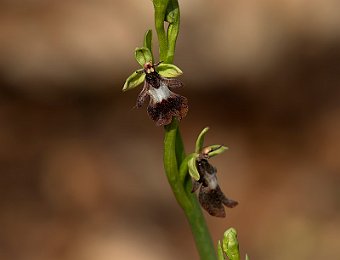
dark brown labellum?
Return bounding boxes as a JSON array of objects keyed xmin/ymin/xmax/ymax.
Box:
[
  {"xmin": 199, "ymin": 185, "xmax": 238, "ymax": 217},
  {"xmin": 147, "ymin": 95, "xmax": 188, "ymax": 126},
  {"xmin": 192, "ymin": 158, "xmax": 238, "ymax": 217}
]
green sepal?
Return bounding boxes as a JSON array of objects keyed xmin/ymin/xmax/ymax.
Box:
[
  {"xmin": 122, "ymin": 71, "xmax": 145, "ymax": 92},
  {"xmin": 222, "ymin": 228, "xmax": 240, "ymax": 260},
  {"xmin": 246, "ymin": 254, "xmax": 250, "ymax": 260},
  {"xmin": 204, "ymin": 145, "xmax": 228, "ymax": 158},
  {"xmin": 143, "ymin": 29, "xmax": 154, "ymax": 62},
  {"xmin": 135, "ymin": 47, "xmax": 153, "ymax": 67},
  {"xmin": 195, "ymin": 127, "xmax": 210, "ymax": 154},
  {"xmin": 188, "ymin": 154, "xmax": 200, "ymax": 181},
  {"xmin": 157, "ymin": 63, "xmax": 183, "ymax": 78},
  {"xmin": 217, "ymin": 240, "xmax": 225, "ymax": 260}
]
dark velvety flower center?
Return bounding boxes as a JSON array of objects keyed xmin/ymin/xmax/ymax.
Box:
[{"xmin": 147, "ymin": 94, "xmax": 188, "ymax": 126}]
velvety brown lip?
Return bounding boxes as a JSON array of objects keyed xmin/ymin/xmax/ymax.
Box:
[
  {"xmin": 192, "ymin": 158, "xmax": 238, "ymax": 217},
  {"xmin": 147, "ymin": 93, "xmax": 188, "ymax": 126}
]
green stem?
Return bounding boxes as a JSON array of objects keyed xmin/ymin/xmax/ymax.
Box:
[
  {"xmin": 185, "ymin": 193, "xmax": 217, "ymax": 260},
  {"xmin": 154, "ymin": 0, "xmax": 217, "ymax": 258},
  {"xmin": 175, "ymin": 128, "xmax": 186, "ymax": 166},
  {"xmin": 164, "ymin": 120, "xmax": 217, "ymax": 259}
]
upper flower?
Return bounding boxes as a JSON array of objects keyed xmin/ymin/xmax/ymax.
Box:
[
  {"xmin": 123, "ymin": 32, "xmax": 188, "ymax": 126},
  {"xmin": 136, "ymin": 62, "xmax": 188, "ymax": 126}
]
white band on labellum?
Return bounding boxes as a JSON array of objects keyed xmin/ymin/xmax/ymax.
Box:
[{"xmin": 148, "ymin": 83, "xmax": 172, "ymax": 103}]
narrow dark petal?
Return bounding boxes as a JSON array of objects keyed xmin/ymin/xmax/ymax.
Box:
[
  {"xmin": 136, "ymin": 81, "xmax": 149, "ymax": 108},
  {"xmin": 147, "ymin": 93, "xmax": 188, "ymax": 126},
  {"xmin": 161, "ymin": 77, "xmax": 184, "ymax": 89}
]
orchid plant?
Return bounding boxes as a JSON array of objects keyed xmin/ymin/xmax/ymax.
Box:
[{"xmin": 123, "ymin": 0, "xmax": 248, "ymax": 259}]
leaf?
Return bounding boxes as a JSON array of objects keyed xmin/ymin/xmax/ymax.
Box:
[
  {"xmin": 122, "ymin": 71, "xmax": 145, "ymax": 92},
  {"xmin": 188, "ymin": 155, "xmax": 200, "ymax": 181},
  {"xmin": 135, "ymin": 47, "xmax": 152, "ymax": 67},
  {"xmin": 143, "ymin": 29, "xmax": 154, "ymax": 62},
  {"xmin": 157, "ymin": 63, "xmax": 183, "ymax": 78},
  {"xmin": 195, "ymin": 127, "xmax": 209, "ymax": 154}
]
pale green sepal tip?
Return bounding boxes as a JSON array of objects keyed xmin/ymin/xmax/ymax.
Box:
[
  {"xmin": 188, "ymin": 155, "xmax": 200, "ymax": 181},
  {"xmin": 223, "ymin": 228, "xmax": 240, "ymax": 260},
  {"xmin": 206, "ymin": 145, "xmax": 228, "ymax": 158},
  {"xmin": 122, "ymin": 72, "xmax": 145, "ymax": 92},
  {"xmin": 153, "ymin": 0, "xmax": 169, "ymax": 9},
  {"xmin": 157, "ymin": 63, "xmax": 183, "ymax": 78},
  {"xmin": 217, "ymin": 240, "xmax": 225, "ymax": 260},
  {"xmin": 245, "ymin": 254, "xmax": 250, "ymax": 260},
  {"xmin": 135, "ymin": 47, "xmax": 153, "ymax": 67},
  {"xmin": 143, "ymin": 29, "xmax": 154, "ymax": 61},
  {"xmin": 195, "ymin": 127, "xmax": 210, "ymax": 154}
]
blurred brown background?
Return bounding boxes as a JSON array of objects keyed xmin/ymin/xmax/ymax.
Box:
[{"xmin": 1, "ymin": 0, "xmax": 340, "ymax": 259}]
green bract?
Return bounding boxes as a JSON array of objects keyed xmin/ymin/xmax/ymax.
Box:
[
  {"xmin": 157, "ymin": 63, "xmax": 183, "ymax": 77},
  {"xmin": 217, "ymin": 240, "xmax": 224, "ymax": 260},
  {"xmin": 135, "ymin": 47, "xmax": 153, "ymax": 66},
  {"xmin": 143, "ymin": 29, "xmax": 154, "ymax": 62},
  {"xmin": 223, "ymin": 228, "xmax": 240, "ymax": 260},
  {"xmin": 122, "ymin": 71, "xmax": 145, "ymax": 92},
  {"xmin": 188, "ymin": 154, "xmax": 200, "ymax": 180},
  {"xmin": 218, "ymin": 228, "xmax": 248, "ymax": 260}
]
